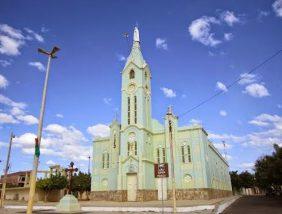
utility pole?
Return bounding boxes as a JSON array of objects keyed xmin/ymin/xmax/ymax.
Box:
[
  {"xmin": 26, "ymin": 46, "xmax": 60, "ymax": 214},
  {"xmin": 167, "ymin": 107, "xmax": 176, "ymax": 213},
  {"xmin": 222, "ymin": 140, "xmax": 227, "ymax": 160},
  {"xmin": 0, "ymin": 132, "xmax": 15, "ymax": 208}
]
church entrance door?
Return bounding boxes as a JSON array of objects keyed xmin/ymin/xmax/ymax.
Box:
[
  {"xmin": 157, "ymin": 178, "xmax": 167, "ymax": 200},
  {"xmin": 127, "ymin": 173, "xmax": 137, "ymax": 201}
]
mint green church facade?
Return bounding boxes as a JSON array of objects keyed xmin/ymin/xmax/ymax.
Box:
[{"xmin": 90, "ymin": 27, "xmax": 232, "ymax": 201}]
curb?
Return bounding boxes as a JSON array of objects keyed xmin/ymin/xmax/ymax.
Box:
[
  {"xmin": 213, "ymin": 196, "xmax": 241, "ymax": 214},
  {"xmin": 5, "ymin": 204, "xmax": 215, "ymax": 213}
]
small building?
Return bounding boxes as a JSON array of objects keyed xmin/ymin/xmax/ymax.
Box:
[
  {"xmin": 0, "ymin": 171, "xmax": 31, "ymax": 188},
  {"xmin": 90, "ymin": 27, "xmax": 232, "ymax": 202}
]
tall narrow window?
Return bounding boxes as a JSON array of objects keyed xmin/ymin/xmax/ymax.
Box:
[
  {"xmin": 127, "ymin": 142, "xmax": 130, "ymax": 156},
  {"xmin": 181, "ymin": 146, "xmax": 185, "ymax": 163},
  {"xmin": 102, "ymin": 153, "xmax": 105, "ymax": 169},
  {"xmin": 134, "ymin": 142, "xmax": 137, "ymax": 155},
  {"xmin": 162, "ymin": 148, "xmax": 166, "ymax": 163},
  {"xmin": 134, "ymin": 96, "xmax": 137, "ymax": 124},
  {"xmin": 187, "ymin": 145, "xmax": 191, "ymax": 163},
  {"xmin": 106, "ymin": 153, "xmax": 110, "ymax": 168},
  {"xmin": 113, "ymin": 133, "xmax": 116, "ymax": 148},
  {"xmin": 127, "ymin": 97, "xmax": 130, "ymax": 124},
  {"xmin": 145, "ymin": 72, "xmax": 148, "ymax": 80},
  {"xmin": 157, "ymin": 148, "xmax": 160, "ymax": 163},
  {"xmin": 129, "ymin": 70, "xmax": 135, "ymax": 79}
]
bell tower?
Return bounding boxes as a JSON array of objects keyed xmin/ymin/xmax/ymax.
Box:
[{"xmin": 121, "ymin": 27, "xmax": 152, "ymax": 131}]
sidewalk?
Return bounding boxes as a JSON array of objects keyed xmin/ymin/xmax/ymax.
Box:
[{"xmin": 2, "ymin": 196, "xmax": 239, "ymax": 213}]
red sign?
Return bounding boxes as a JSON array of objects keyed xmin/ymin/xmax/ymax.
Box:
[{"xmin": 154, "ymin": 163, "xmax": 169, "ymax": 178}]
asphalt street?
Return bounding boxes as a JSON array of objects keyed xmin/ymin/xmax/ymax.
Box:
[{"xmin": 223, "ymin": 196, "xmax": 282, "ymax": 214}]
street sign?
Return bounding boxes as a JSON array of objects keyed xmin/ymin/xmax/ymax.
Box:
[{"xmin": 154, "ymin": 163, "xmax": 169, "ymax": 178}]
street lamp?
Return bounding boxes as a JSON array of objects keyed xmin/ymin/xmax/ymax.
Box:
[{"xmin": 26, "ymin": 46, "xmax": 60, "ymax": 214}]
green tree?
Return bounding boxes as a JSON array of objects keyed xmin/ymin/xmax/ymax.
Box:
[
  {"xmin": 239, "ymin": 171, "xmax": 255, "ymax": 188},
  {"xmin": 72, "ymin": 172, "xmax": 91, "ymax": 200},
  {"xmin": 229, "ymin": 171, "xmax": 241, "ymax": 193},
  {"xmin": 254, "ymin": 144, "xmax": 282, "ymax": 191},
  {"xmin": 37, "ymin": 174, "xmax": 67, "ymax": 202}
]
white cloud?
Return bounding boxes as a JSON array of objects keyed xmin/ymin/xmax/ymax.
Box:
[
  {"xmin": 0, "ymin": 112, "xmax": 18, "ymax": 124},
  {"xmin": 0, "ymin": 24, "xmax": 24, "ymax": 39},
  {"xmin": 46, "ymin": 160, "xmax": 56, "ymax": 165},
  {"xmin": 24, "ymin": 28, "xmax": 44, "ymax": 42},
  {"xmin": 0, "ymin": 94, "xmax": 26, "ymax": 109},
  {"xmin": 0, "ymin": 35, "xmax": 24, "ymax": 56},
  {"xmin": 14, "ymin": 124, "xmax": 90, "ymax": 161},
  {"xmin": 189, "ymin": 16, "xmax": 221, "ymax": 47},
  {"xmin": 239, "ymin": 162, "xmax": 254, "ymax": 170},
  {"xmin": 10, "ymin": 107, "xmax": 25, "ymax": 116},
  {"xmin": 216, "ymin": 81, "xmax": 228, "ymax": 92},
  {"xmin": 56, "ymin": 114, "xmax": 64, "ymax": 118},
  {"xmin": 156, "ymin": 38, "xmax": 168, "ymax": 50},
  {"xmin": 103, "ymin": 97, "xmax": 112, "ymax": 105},
  {"xmin": 243, "ymin": 83, "xmax": 270, "ymax": 98},
  {"xmin": 160, "ymin": 87, "xmax": 176, "ymax": 98},
  {"xmin": 258, "ymin": 10, "xmax": 270, "ymax": 20},
  {"xmin": 28, "ymin": 61, "xmax": 45, "ymax": 71},
  {"xmin": 0, "ymin": 74, "xmax": 9, "ymax": 88},
  {"xmin": 273, "ymin": 0, "xmax": 282, "ymax": 17},
  {"xmin": 0, "ymin": 24, "xmax": 44, "ymax": 56},
  {"xmin": 87, "ymin": 124, "xmax": 110, "ymax": 138},
  {"xmin": 190, "ymin": 118, "xmax": 201, "ymax": 125},
  {"xmin": 0, "ymin": 59, "xmax": 11, "ymax": 67},
  {"xmin": 221, "ymin": 11, "xmax": 240, "ymax": 26},
  {"xmin": 117, "ymin": 54, "xmax": 126, "ymax": 62},
  {"xmin": 249, "ymin": 113, "xmax": 281, "ymax": 127},
  {"xmin": 210, "ymin": 113, "xmax": 282, "ymax": 148},
  {"xmin": 213, "ymin": 142, "xmax": 232, "ymax": 150},
  {"xmin": 219, "ymin": 110, "xmax": 227, "ymax": 117},
  {"xmin": 238, "ymin": 73, "xmax": 257, "ymax": 85},
  {"xmin": 16, "ymin": 114, "xmax": 38, "ymax": 125},
  {"xmin": 224, "ymin": 33, "xmax": 233, "ymax": 41}
]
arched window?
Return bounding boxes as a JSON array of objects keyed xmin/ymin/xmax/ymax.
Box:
[
  {"xmin": 102, "ymin": 152, "xmax": 110, "ymax": 169},
  {"xmin": 127, "ymin": 97, "xmax": 130, "ymax": 124},
  {"xmin": 129, "ymin": 70, "xmax": 135, "ymax": 79},
  {"xmin": 113, "ymin": 133, "xmax": 116, "ymax": 148},
  {"xmin": 145, "ymin": 72, "xmax": 148, "ymax": 80},
  {"xmin": 181, "ymin": 145, "xmax": 192, "ymax": 163},
  {"xmin": 134, "ymin": 96, "xmax": 137, "ymax": 124}
]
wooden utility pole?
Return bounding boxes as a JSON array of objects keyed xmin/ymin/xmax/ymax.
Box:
[
  {"xmin": 167, "ymin": 107, "xmax": 176, "ymax": 213},
  {"xmin": 0, "ymin": 132, "xmax": 15, "ymax": 208}
]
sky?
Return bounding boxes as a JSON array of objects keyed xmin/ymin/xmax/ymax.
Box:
[{"xmin": 0, "ymin": 0, "xmax": 282, "ymax": 174}]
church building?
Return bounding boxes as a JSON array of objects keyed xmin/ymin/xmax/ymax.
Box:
[{"xmin": 90, "ymin": 27, "xmax": 232, "ymax": 202}]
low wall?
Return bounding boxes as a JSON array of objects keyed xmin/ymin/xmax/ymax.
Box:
[
  {"xmin": 1, "ymin": 187, "xmax": 64, "ymax": 202},
  {"xmin": 90, "ymin": 188, "xmax": 232, "ymax": 201}
]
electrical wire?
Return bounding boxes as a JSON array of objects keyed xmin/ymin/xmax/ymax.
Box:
[{"xmin": 178, "ymin": 49, "xmax": 282, "ymax": 119}]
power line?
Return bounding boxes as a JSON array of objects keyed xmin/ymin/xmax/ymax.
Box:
[{"xmin": 178, "ymin": 49, "xmax": 282, "ymax": 119}]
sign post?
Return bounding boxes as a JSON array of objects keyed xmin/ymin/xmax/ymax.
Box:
[{"xmin": 154, "ymin": 163, "xmax": 169, "ymax": 214}]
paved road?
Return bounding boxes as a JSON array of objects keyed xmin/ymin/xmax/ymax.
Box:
[{"xmin": 223, "ymin": 196, "xmax": 282, "ymax": 214}]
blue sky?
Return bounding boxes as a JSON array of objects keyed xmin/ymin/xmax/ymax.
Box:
[{"xmin": 0, "ymin": 0, "xmax": 282, "ymax": 174}]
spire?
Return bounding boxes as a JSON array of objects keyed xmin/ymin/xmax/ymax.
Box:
[
  {"xmin": 133, "ymin": 27, "xmax": 140, "ymax": 43},
  {"xmin": 124, "ymin": 26, "xmax": 146, "ymax": 69}
]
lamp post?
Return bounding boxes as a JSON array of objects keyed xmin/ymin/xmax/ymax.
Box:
[
  {"xmin": 26, "ymin": 46, "xmax": 60, "ymax": 214},
  {"xmin": 0, "ymin": 132, "xmax": 15, "ymax": 208}
]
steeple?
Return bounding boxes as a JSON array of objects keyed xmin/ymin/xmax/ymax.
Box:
[
  {"xmin": 133, "ymin": 27, "xmax": 140, "ymax": 43},
  {"xmin": 124, "ymin": 26, "xmax": 146, "ymax": 69}
]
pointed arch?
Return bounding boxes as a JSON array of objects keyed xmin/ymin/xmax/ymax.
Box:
[{"xmin": 129, "ymin": 70, "xmax": 135, "ymax": 79}]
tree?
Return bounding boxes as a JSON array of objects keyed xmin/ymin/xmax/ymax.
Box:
[
  {"xmin": 229, "ymin": 171, "xmax": 241, "ymax": 193},
  {"xmin": 72, "ymin": 172, "xmax": 91, "ymax": 200},
  {"xmin": 254, "ymin": 144, "xmax": 282, "ymax": 192},
  {"xmin": 37, "ymin": 174, "xmax": 67, "ymax": 202},
  {"xmin": 239, "ymin": 171, "xmax": 255, "ymax": 188}
]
